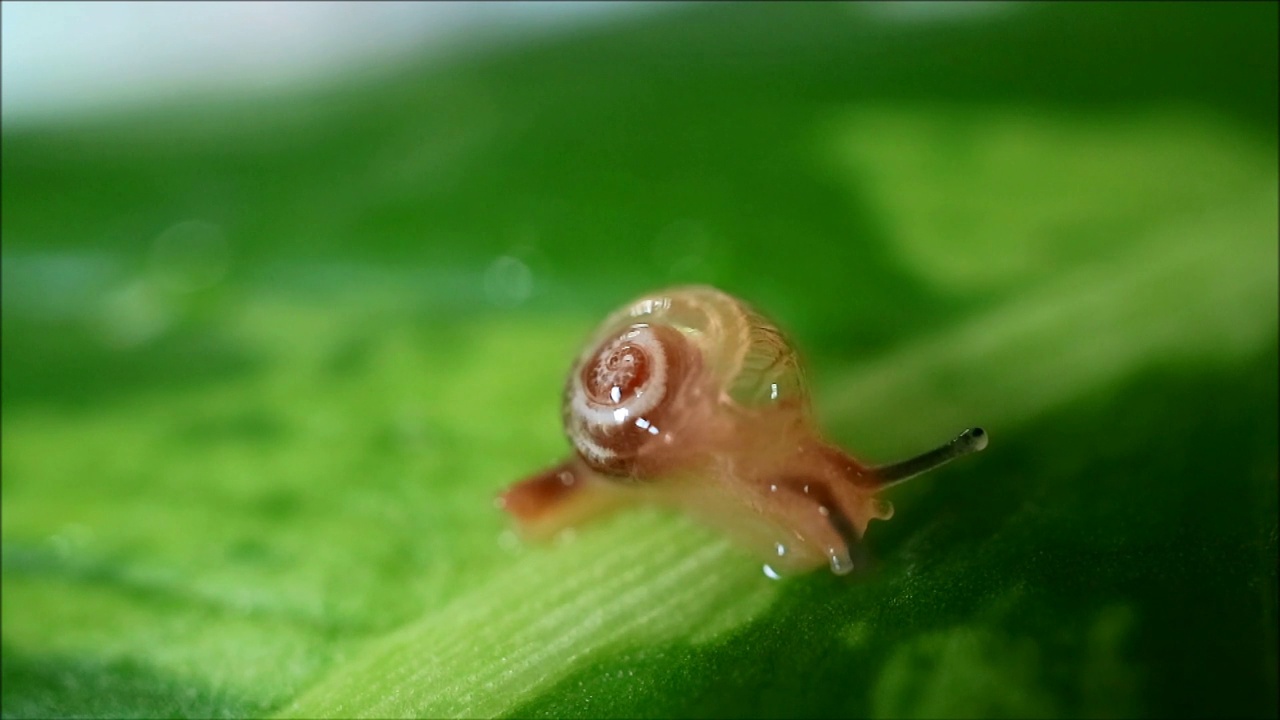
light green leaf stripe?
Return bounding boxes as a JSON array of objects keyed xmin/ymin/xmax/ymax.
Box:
[
  {"xmin": 824, "ymin": 184, "xmax": 1279, "ymax": 458},
  {"xmin": 279, "ymin": 514, "xmax": 768, "ymax": 718}
]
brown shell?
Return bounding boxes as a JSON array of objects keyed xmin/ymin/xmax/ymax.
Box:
[{"xmin": 562, "ymin": 285, "xmax": 806, "ymax": 479}]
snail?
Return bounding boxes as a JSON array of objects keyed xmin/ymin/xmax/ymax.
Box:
[{"xmin": 496, "ymin": 285, "xmax": 987, "ymax": 578}]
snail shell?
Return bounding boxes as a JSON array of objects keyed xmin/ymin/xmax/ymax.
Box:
[
  {"xmin": 563, "ymin": 286, "xmax": 805, "ymax": 479},
  {"xmin": 498, "ymin": 285, "xmax": 987, "ymax": 578}
]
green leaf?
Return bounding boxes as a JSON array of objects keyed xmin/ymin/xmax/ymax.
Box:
[{"xmin": 3, "ymin": 3, "xmax": 1277, "ymax": 718}]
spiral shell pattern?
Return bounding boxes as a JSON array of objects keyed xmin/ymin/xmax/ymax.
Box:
[{"xmin": 564, "ymin": 285, "xmax": 805, "ymax": 478}]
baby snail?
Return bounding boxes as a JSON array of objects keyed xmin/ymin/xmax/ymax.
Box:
[{"xmin": 496, "ymin": 285, "xmax": 987, "ymax": 578}]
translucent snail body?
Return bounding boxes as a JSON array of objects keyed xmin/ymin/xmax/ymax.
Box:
[{"xmin": 497, "ymin": 285, "xmax": 987, "ymax": 577}]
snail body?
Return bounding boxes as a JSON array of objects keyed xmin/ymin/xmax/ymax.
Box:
[{"xmin": 497, "ymin": 285, "xmax": 987, "ymax": 577}]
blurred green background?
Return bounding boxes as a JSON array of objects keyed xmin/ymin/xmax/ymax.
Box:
[{"xmin": 2, "ymin": 2, "xmax": 1277, "ymax": 718}]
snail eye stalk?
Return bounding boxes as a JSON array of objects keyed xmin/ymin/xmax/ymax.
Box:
[{"xmin": 868, "ymin": 427, "xmax": 988, "ymax": 488}]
